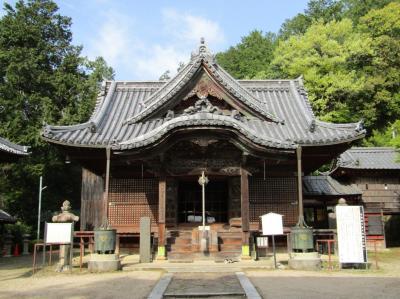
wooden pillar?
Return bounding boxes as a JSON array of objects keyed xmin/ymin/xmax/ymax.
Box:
[
  {"xmin": 104, "ymin": 147, "xmax": 111, "ymax": 221},
  {"xmin": 157, "ymin": 175, "xmax": 167, "ymax": 260},
  {"xmin": 81, "ymin": 168, "xmax": 104, "ymax": 230},
  {"xmin": 296, "ymin": 146, "xmax": 305, "ymax": 227},
  {"xmin": 241, "ymin": 168, "xmax": 251, "ymax": 259}
]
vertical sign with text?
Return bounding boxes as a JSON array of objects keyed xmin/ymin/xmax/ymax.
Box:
[{"xmin": 336, "ymin": 206, "xmax": 367, "ymax": 264}]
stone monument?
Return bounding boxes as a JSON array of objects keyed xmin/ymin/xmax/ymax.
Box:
[{"xmin": 52, "ymin": 200, "xmax": 79, "ymax": 272}]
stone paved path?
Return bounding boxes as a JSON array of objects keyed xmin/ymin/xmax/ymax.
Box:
[{"xmin": 163, "ymin": 272, "xmax": 246, "ymax": 298}]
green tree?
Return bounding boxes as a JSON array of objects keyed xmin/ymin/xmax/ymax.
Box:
[
  {"xmin": 272, "ymin": 19, "xmax": 373, "ymax": 124},
  {"xmin": 279, "ymin": 0, "xmax": 395, "ymax": 40},
  {"xmin": 357, "ymin": 2, "xmax": 400, "ymax": 130},
  {"xmin": 342, "ymin": 0, "xmax": 396, "ymax": 24},
  {"xmin": 280, "ymin": 0, "xmax": 344, "ymax": 39},
  {"xmin": 0, "ymin": 0, "xmax": 114, "ymax": 231},
  {"xmin": 366, "ymin": 120, "xmax": 400, "ymax": 148},
  {"xmin": 272, "ymin": 1, "xmax": 400, "ymax": 134},
  {"xmin": 216, "ymin": 30, "xmax": 277, "ymax": 79}
]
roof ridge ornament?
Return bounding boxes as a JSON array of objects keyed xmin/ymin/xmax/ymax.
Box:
[
  {"xmin": 199, "ymin": 37, "xmax": 206, "ymax": 52},
  {"xmin": 191, "ymin": 37, "xmax": 216, "ymax": 64},
  {"xmin": 355, "ymin": 119, "xmax": 364, "ymax": 133}
]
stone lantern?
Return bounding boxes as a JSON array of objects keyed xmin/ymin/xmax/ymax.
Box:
[{"xmin": 52, "ymin": 200, "xmax": 79, "ymax": 272}]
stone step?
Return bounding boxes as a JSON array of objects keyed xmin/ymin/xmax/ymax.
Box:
[
  {"xmin": 167, "ymin": 252, "xmax": 194, "ymax": 263},
  {"xmin": 170, "ymin": 244, "xmax": 193, "ymax": 253},
  {"xmin": 217, "ymin": 230, "xmax": 242, "ymax": 237},
  {"xmin": 214, "ymin": 252, "xmax": 242, "ymax": 263},
  {"xmin": 168, "ymin": 231, "xmax": 192, "ymax": 238},
  {"xmin": 167, "ymin": 237, "xmax": 192, "ymax": 245},
  {"xmin": 219, "ymin": 244, "xmax": 242, "ymax": 251},
  {"xmin": 219, "ymin": 237, "xmax": 242, "ymax": 245}
]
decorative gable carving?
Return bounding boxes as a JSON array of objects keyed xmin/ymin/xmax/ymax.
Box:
[
  {"xmin": 184, "ymin": 72, "xmax": 225, "ymax": 101},
  {"xmin": 183, "ymin": 96, "xmax": 222, "ymax": 115}
]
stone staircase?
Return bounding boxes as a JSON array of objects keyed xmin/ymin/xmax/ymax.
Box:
[
  {"xmin": 215, "ymin": 231, "xmax": 242, "ymax": 261},
  {"xmin": 166, "ymin": 228, "xmax": 242, "ymax": 262},
  {"xmin": 167, "ymin": 230, "xmax": 194, "ymax": 262}
]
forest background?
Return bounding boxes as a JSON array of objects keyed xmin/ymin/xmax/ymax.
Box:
[{"xmin": 0, "ymin": 0, "xmax": 399, "ymax": 239}]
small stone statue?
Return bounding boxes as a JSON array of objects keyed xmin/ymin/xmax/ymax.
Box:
[{"xmin": 52, "ymin": 200, "xmax": 79, "ymax": 223}]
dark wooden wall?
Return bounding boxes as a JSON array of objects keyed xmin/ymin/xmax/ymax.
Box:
[
  {"xmin": 80, "ymin": 167, "xmax": 105, "ymax": 230},
  {"xmin": 351, "ymin": 176, "xmax": 400, "ymax": 213},
  {"xmin": 228, "ymin": 177, "xmax": 241, "ymax": 220},
  {"xmin": 166, "ymin": 178, "xmax": 178, "ymax": 227}
]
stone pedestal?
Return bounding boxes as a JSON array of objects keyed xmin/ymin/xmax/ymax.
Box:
[
  {"xmin": 3, "ymin": 233, "xmax": 13, "ymax": 258},
  {"xmin": 88, "ymin": 254, "xmax": 121, "ymax": 272},
  {"xmin": 288, "ymin": 252, "xmax": 321, "ymax": 270},
  {"xmin": 22, "ymin": 234, "xmax": 30, "ymax": 255},
  {"xmin": 56, "ymin": 244, "xmax": 71, "ymax": 272}
]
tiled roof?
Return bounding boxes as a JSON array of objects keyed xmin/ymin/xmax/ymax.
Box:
[
  {"xmin": 0, "ymin": 136, "xmax": 29, "ymax": 157},
  {"xmin": 42, "ymin": 41, "xmax": 365, "ymax": 151},
  {"xmin": 0, "ymin": 209, "xmax": 16, "ymax": 224},
  {"xmin": 336, "ymin": 147, "xmax": 400, "ymax": 170},
  {"xmin": 303, "ymin": 175, "xmax": 361, "ymax": 196}
]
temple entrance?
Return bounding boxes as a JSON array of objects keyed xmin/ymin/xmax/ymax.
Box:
[{"xmin": 178, "ymin": 179, "xmax": 229, "ymax": 224}]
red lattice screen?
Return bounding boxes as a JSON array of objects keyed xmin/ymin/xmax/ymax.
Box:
[
  {"xmin": 249, "ymin": 177, "xmax": 297, "ymax": 226},
  {"xmin": 108, "ymin": 178, "xmax": 159, "ymax": 226}
]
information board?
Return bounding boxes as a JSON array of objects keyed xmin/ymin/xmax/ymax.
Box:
[
  {"xmin": 261, "ymin": 212, "xmax": 283, "ymax": 236},
  {"xmin": 336, "ymin": 206, "xmax": 367, "ymax": 264},
  {"xmin": 45, "ymin": 222, "xmax": 73, "ymax": 244}
]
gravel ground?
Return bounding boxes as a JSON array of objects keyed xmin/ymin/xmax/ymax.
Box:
[
  {"xmin": 0, "ymin": 256, "xmax": 161, "ymax": 299},
  {"xmin": 247, "ymin": 272, "xmax": 400, "ymax": 299},
  {"xmin": 1, "ymin": 249, "xmax": 400, "ymax": 299}
]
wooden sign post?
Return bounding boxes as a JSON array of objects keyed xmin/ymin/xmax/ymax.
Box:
[{"xmin": 261, "ymin": 213, "xmax": 283, "ymax": 269}]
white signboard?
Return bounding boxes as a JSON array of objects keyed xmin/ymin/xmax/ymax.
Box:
[
  {"xmin": 45, "ymin": 222, "xmax": 73, "ymax": 244},
  {"xmin": 336, "ymin": 206, "xmax": 367, "ymax": 264},
  {"xmin": 261, "ymin": 212, "xmax": 283, "ymax": 236}
]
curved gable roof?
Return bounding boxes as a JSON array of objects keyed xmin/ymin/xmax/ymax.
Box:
[
  {"xmin": 42, "ymin": 40, "xmax": 365, "ymax": 151},
  {"xmin": 124, "ymin": 40, "xmax": 282, "ymax": 125}
]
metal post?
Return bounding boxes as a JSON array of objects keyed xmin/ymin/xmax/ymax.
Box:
[
  {"xmin": 37, "ymin": 177, "xmax": 47, "ymax": 241},
  {"xmin": 198, "ymin": 171, "xmax": 209, "ymax": 253},
  {"xmin": 104, "ymin": 147, "xmax": 111, "ymax": 219},
  {"xmin": 272, "ymin": 235, "xmax": 277, "ymax": 269},
  {"xmin": 328, "ymin": 240, "xmax": 332, "ymax": 270},
  {"xmin": 37, "ymin": 176, "xmax": 42, "ymax": 240},
  {"xmin": 198, "ymin": 171, "xmax": 208, "ymax": 232},
  {"xmin": 202, "ymin": 172, "xmax": 206, "ymax": 231}
]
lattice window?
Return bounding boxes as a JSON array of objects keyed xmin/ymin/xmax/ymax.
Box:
[
  {"xmin": 109, "ymin": 178, "xmax": 158, "ymax": 204},
  {"xmin": 108, "ymin": 178, "xmax": 159, "ymax": 226},
  {"xmin": 249, "ymin": 177, "xmax": 297, "ymax": 226}
]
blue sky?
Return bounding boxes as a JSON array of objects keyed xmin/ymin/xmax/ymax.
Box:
[{"xmin": 2, "ymin": 0, "xmax": 309, "ymax": 80}]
